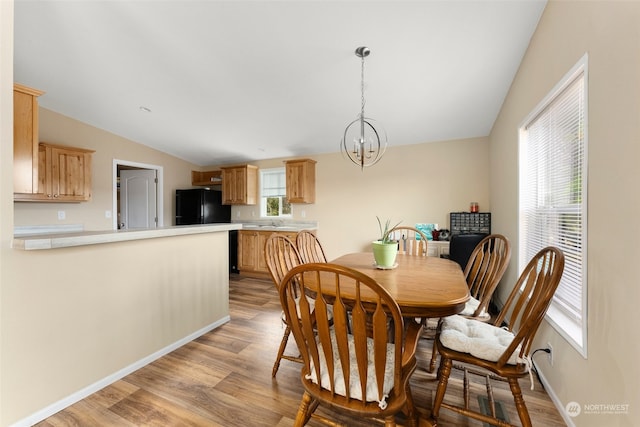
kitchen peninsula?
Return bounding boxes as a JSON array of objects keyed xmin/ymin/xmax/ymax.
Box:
[
  {"xmin": 12, "ymin": 223, "xmax": 241, "ymax": 250},
  {"xmin": 6, "ymin": 223, "xmax": 240, "ymax": 426}
]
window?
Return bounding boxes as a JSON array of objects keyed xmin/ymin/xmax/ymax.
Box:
[
  {"xmin": 518, "ymin": 55, "xmax": 588, "ymax": 356},
  {"xmin": 260, "ymin": 168, "xmax": 291, "ymax": 218}
]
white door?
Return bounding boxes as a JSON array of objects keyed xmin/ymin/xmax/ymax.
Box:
[{"xmin": 120, "ymin": 169, "xmax": 157, "ymax": 230}]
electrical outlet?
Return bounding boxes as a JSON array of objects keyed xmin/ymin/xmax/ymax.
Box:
[
  {"xmin": 57, "ymin": 210, "xmax": 66, "ymax": 220},
  {"xmin": 547, "ymin": 342, "xmax": 553, "ymax": 366}
]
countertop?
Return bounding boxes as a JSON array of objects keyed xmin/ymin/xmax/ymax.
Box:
[
  {"xmin": 12, "ymin": 223, "xmax": 242, "ymax": 251},
  {"xmin": 238, "ymin": 221, "xmax": 317, "ymax": 232}
]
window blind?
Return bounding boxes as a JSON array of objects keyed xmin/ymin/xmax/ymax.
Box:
[
  {"xmin": 261, "ymin": 169, "xmax": 286, "ymax": 197},
  {"xmin": 520, "ymin": 73, "xmax": 586, "ymax": 323}
]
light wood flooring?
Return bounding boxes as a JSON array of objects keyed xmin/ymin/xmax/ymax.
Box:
[{"xmin": 36, "ymin": 275, "xmax": 566, "ymax": 426}]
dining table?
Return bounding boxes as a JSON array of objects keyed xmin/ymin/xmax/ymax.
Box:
[{"xmin": 330, "ymin": 252, "xmax": 470, "ymax": 318}]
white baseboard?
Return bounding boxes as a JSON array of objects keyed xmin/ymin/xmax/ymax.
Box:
[
  {"xmin": 10, "ymin": 316, "xmax": 230, "ymax": 427},
  {"xmin": 533, "ymin": 359, "xmax": 576, "ymax": 427}
]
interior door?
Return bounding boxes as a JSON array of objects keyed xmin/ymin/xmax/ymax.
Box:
[{"xmin": 120, "ymin": 169, "xmax": 157, "ymax": 229}]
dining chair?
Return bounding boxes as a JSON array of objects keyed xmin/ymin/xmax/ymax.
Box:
[
  {"xmin": 431, "ymin": 246, "xmax": 565, "ymax": 427},
  {"xmin": 264, "ymin": 233, "xmax": 304, "ymax": 377},
  {"xmin": 280, "ymin": 262, "xmax": 422, "ymax": 427},
  {"xmin": 428, "ymin": 234, "xmax": 511, "ymax": 372},
  {"xmin": 388, "ymin": 226, "xmax": 428, "ymax": 256},
  {"xmin": 296, "ymin": 230, "xmax": 327, "ymax": 263}
]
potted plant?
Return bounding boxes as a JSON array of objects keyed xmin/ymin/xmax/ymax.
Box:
[{"xmin": 372, "ymin": 217, "xmax": 401, "ymax": 268}]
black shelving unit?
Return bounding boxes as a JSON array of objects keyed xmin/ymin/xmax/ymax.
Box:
[{"xmin": 450, "ymin": 212, "xmax": 491, "ymax": 236}]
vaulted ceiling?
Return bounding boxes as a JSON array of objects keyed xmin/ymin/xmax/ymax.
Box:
[{"xmin": 14, "ymin": 0, "xmax": 546, "ymax": 166}]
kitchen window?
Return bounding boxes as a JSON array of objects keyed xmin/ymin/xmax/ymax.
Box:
[
  {"xmin": 260, "ymin": 168, "xmax": 291, "ymax": 218},
  {"xmin": 519, "ymin": 54, "xmax": 588, "ymax": 357}
]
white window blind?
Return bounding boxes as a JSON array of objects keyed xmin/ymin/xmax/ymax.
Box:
[
  {"xmin": 519, "ymin": 62, "xmax": 587, "ymax": 352},
  {"xmin": 261, "ymin": 169, "xmax": 286, "ymax": 197}
]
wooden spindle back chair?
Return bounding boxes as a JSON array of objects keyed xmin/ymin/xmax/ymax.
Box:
[
  {"xmin": 431, "ymin": 246, "xmax": 565, "ymax": 427},
  {"xmin": 281, "ymin": 262, "xmax": 421, "ymax": 426},
  {"xmin": 428, "ymin": 233, "xmax": 511, "ymax": 372},
  {"xmin": 296, "ymin": 230, "xmax": 327, "ymax": 263},
  {"xmin": 388, "ymin": 226, "xmax": 429, "ymax": 257},
  {"xmin": 264, "ymin": 233, "xmax": 304, "ymax": 377}
]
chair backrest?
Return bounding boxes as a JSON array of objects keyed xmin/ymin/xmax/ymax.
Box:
[
  {"xmin": 280, "ymin": 262, "xmax": 405, "ymax": 407},
  {"xmin": 464, "ymin": 234, "xmax": 511, "ymax": 318},
  {"xmin": 493, "ymin": 246, "xmax": 565, "ymax": 367},
  {"xmin": 389, "ymin": 226, "xmax": 428, "ymax": 256},
  {"xmin": 296, "ymin": 230, "xmax": 327, "ymax": 263},
  {"xmin": 264, "ymin": 234, "xmax": 302, "ymax": 289}
]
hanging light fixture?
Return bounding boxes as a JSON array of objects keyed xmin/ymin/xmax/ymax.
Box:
[{"xmin": 341, "ymin": 46, "xmax": 387, "ymax": 170}]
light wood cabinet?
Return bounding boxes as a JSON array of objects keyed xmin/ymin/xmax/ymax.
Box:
[
  {"xmin": 238, "ymin": 229, "xmax": 298, "ymax": 277},
  {"xmin": 285, "ymin": 159, "xmax": 316, "ymax": 204},
  {"xmin": 191, "ymin": 170, "xmax": 222, "ymax": 186},
  {"xmin": 220, "ymin": 165, "xmax": 258, "ymax": 205},
  {"xmin": 15, "ymin": 142, "xmax": 94, "ymax": 202},
  {"xmin": 13, "ymin": 84, "xmax": 44, "ymax": 195}
]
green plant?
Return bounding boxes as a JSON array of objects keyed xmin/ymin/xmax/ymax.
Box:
[{"xmin": 376, "ymin": 216, "xmax": 402, "ymax": 243}]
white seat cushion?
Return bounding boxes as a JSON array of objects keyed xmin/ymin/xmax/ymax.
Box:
[
  {"xmin": 459, "ymin": 296, "xmax": 480, "ymax": 316},
  {"xmin": 439, "ymin": 315, "xmax": 524, "ymax": 365},
  {"xmin": 306, "ymin": 331, "xmax": 395, "ymax": 410}
]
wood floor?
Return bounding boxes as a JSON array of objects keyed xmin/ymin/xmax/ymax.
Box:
[{"xmin": 36, "ymin": 275, "xmax": 566, "ymax": 426}]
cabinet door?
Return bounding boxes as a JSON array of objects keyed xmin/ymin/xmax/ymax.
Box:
[
  {"xmin": 238, "ymin": 231, "xmax": 258, "ymax": 271},
  {"xmin": 13, "ymin": 86, "xmax": 42, "ymax": 194},
  {"xmin": 232, "ymin": 168, "xmax": 247, "ymax": 204},
  {"xmin": 50, "ymin": 146, "xmax": 92, "ymax": 201},
  {"xmin": 221, "ymin": 168, "xmax": 235, "ymax": 204},
  {"xmin": 256, "ymin": 231, "xmax": 270, "ymax": 273},
  {"xmin": 286, "ymin": 159, "xmax": 315, "ymax": 203}
]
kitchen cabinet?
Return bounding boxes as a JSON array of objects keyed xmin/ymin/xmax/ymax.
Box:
[
  {"xmin": 13, "ymin": 83, "xmax": 44, "ymax": 195},
  {"xmin": 220, "ymin": 165, "xmax": 258, "ymax": 205},
  {"xmin": 285, "ymin": 158, "xmax": 316, "ymax": 203},
  {"xmin": 191, "ymin": 170, "xmax": 222, "ymax": 186},
  {"xmin": 15, "ymin": 142, "xmax": 94, "ymax": 202},
  {"xmin": 238, "ymin": 229, "xmax": 298, "ymax": 277}
]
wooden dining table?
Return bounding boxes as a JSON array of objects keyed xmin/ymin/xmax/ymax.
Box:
[{"xmin": 330, "ymin": 252, "xmax": 469, "ymax": 318}]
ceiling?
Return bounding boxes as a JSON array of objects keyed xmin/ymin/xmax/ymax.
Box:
[{"xmin": 13, "ymin": 0, "xmax": 546, "ymax": 167}]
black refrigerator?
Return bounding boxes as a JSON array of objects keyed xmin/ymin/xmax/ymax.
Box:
[
  {"xmin": 175, "ymin": 188, "xmax": 238, "ymax": 273},
  {"xmin": 175, "ymin": 188, "xmax": 230, "ymax": 224}
]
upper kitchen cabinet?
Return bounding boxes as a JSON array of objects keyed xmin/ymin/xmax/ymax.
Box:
[
  {"xmin": 285, "ymin": 159, "xmax": 316, "ymax": 204},
  {"xmin": 191, "ymin": 170, "xmax": 222, "ymax": 186},
  {"xmin": 220, "ymin": 165, "xmax": 258, "ymax": 205},
  {"xmin": 15, "ymin": 142, "xmax": 94, "ymax": 202},
  {"xmin": 13, "ymin": 83, "xmax": 44, "ymax": 195}
]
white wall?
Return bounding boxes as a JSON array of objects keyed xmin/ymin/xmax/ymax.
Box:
[{"xmin": 490, "ymin": 1, "xmax": 640, "ymax": 425}]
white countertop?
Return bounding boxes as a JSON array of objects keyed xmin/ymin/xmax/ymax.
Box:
[{"xmin": 12, "ymin": 223, "xmax": 242, "ymax": 251}]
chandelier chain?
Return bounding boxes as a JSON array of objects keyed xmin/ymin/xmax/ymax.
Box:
[{"xmin": 360, "ymin": 54, "xmax": 366, "ymax": 121}]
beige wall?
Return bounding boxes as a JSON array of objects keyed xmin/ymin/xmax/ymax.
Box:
[
  {"xmin": 490, "ymin": 1, "xmax": 640, "ymax": 426},
  {"xmin": 231, "ymin": 136, "xmax": 490, "ymax": 261}
]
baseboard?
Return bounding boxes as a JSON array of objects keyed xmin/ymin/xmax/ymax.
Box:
[
  {"xmin": 9, "ymin": 316, "xmax": 230, "ymax": 427},
  {"xmin": 532, "ymin": 359, "xmax": 576, "ymax": 427}
]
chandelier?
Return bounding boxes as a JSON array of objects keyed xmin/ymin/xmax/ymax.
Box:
[{"xmin": 341, "ymin": 46, "xmax": 387, "ymax": 170}]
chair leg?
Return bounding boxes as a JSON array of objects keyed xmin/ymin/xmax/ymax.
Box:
[
  {"xmin": 293, "ymin": 391, "xmax": 314, "ymax": 427},
  {"xmin": 428, "ymin": 339, "xmax": 438, "ymax": 373},
  {"xmin": 404, "ymin": 381, "xmax": 418, "ymax": 427},
  {"xmin": 272, "ymin": 324, "xmax": 292, "ymax": 377},
  {"xmin": 430, "ymin": 356, "xmax": 453, "ymax": 423},
  {"xmin": 508, "ymin": 377, "xmax": 533, "ymax": 427},
  {"xmin": 383, "ymin": 415, "xmax": 397, "ymax": 426}
]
